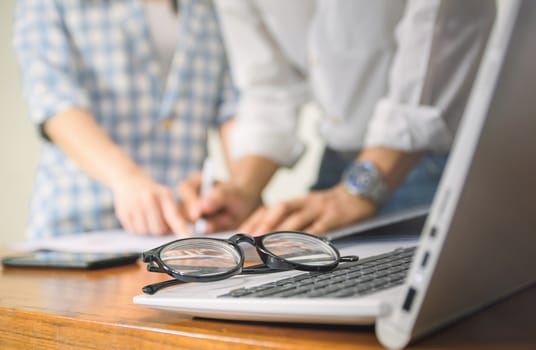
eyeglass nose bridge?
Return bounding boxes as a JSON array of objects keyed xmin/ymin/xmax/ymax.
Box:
[
  {"xmin": 226, "ymin": 233, "xmax": 301, "ymax": 270},
  {"xmin": 228, "ymin": 233, "xmax": 256, "ymax": 246}
]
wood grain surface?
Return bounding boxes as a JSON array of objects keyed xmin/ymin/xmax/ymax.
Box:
[{"xmin": 1, "ymin": 248, "xmax": 535, "ymax": 350}]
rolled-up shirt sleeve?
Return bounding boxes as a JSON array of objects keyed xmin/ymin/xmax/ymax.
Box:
[
  {"xmin": 215, "ymin": 63, "xmax": 238, "ymax": 125},
  {"xmin": 214, "ymin": 0, "xmax": 309, "ymax": 167},
  {"xmin": 365, "ymin": 0, "xmax": 496, "ymax": 153},
  {"xmin": 13, "ymin": 0, "xmax": 89, "ymax": 128}
]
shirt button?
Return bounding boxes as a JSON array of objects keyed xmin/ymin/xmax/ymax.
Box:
[
  {"xmin": 330, "ymin": 115, "xmax": 341, "ymax": 124},
  {"xmin": 161, "ymin": 118, "xmax": 173, "ymax": 129},
  {"xmin": 308, "ymin": 53, "xmax": 319, "ymax": 67}
]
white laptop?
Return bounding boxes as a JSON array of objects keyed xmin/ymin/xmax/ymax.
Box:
[{"xmin": 134, "ymin": 1, "xmax": 536, "ymax": 349}]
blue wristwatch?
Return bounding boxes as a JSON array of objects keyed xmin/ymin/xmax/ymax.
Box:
[{"xmin": 342, "ymin": 160, "xmax": 389, "ymax": 206}]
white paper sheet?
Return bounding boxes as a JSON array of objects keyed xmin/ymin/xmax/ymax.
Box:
[
  {"xmin": 11, "ymin": 230, "xmax": 234, "ymax": 254},
  {"xmin": 10, "ymin": 206, "xmax": 426, "ymax": 255}
]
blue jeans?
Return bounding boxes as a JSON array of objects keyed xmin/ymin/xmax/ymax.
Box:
[{"xmin": 310, "ymin": 148, "xmax": 448, "ymax": 215}]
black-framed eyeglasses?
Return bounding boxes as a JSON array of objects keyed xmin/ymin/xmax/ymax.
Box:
[{"xmin": 141, "ymin": 231, "xmax": 358, "ymax": 294}]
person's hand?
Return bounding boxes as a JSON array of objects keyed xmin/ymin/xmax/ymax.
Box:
[
  {"xmin": 179, "ymin": 173, "xmax": 262, "ymax": 234},
  {"xmin": 111, "ymin": 173, "xmax": 189, "ymax": 236},
  {"xmin": 239, "ymin": 184, "xmax": 378, "ymax": 235}
]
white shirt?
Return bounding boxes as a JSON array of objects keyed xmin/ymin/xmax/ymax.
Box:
[
  {"xmin": 143, "ymin": 1, "xmax": 180, "ymax": 81},
  {"xmin": 215, "ymin": 0, "xmax": 496, "ymax": 167}
]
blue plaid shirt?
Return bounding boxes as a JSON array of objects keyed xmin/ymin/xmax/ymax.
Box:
[{"xmin": 14, "ymin": 0, "xmax": 237, "ymax": 239}]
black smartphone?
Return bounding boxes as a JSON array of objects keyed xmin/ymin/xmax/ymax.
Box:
[{"xmin": 1, "ymin": 251, "xmax": 140, "ymax": 270}]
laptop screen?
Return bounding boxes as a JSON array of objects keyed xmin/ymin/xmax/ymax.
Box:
[{"xmin": 378, "ymin": 1, "xmax": 536, "ymax": 347}]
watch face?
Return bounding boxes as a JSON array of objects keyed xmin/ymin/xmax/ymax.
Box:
[
  {"xmin": 352, "ymin": 167, "xmax": 373, "ymax": 190},
  {"xmin": 343, "ymin": 161, "xmax": 388, "ymax": 204}
]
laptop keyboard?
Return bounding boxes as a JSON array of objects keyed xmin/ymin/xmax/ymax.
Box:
[{"xmin": 219, "ymin": 246, "xmax": 416, "ymax": 299}]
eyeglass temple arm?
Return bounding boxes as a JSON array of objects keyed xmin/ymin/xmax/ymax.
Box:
[
  {"xmin": 241, "ymin": 262, "xmax": 288, "ymax": 274},
  {"xmin": 142, "ymin": 278, "xmax": 186, "ymax": 295},
  {"xmin": 143, "ymin": 262, "xmax": 286, "ymax": 294},
  {"xmin": 147, "ymin": 263, "xmax": 166, "ymax": 273},
  {"xmin": 340, "ymin": 255, "xmax": 359, "ymax": 262}
]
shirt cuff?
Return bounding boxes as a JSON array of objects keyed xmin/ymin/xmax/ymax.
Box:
[
  {"xmin": 229, "ymin": 84, "xmax": 308, "ymax": 167},
  {"xmin": 364, "ymin": 98, "xmax": 453, "ymax": 152},
  {"xmin": 230, "ymin": 124, "xmax": 305, "ymax": 168},
  {"xmin": 216, "ymin": 93, "xmax": 238, "ymax": 125},
  {"xmin": 27, "ymin": 82, "xmax": 90, "ymax": 125}
]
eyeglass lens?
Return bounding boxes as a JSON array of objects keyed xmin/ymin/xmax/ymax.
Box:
[
  {"xmin": 261, "ymin": 232, "xmax": 338, "ymax": 266},
  {"xmin": 160, "ymin": 239, "xmax": 242, "ymax": 277}
]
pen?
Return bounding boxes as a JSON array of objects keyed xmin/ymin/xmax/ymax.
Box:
[{"xmin": 194, "ymin": 158, "xmax": 214, "ymax": 236}]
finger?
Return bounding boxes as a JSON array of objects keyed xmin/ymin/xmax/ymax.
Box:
[
  {"xmin": 204, "ymin": 212, "xmax": 236, "ymax": 234},
  {"xmin": 117, "ymin": 209, "xmax": 136, "ymax": 234},
  {"xmin": 276, "ymin": 207, "xmax": 318, "ymax": 232},
  {"xmin": 144, "ymin": 193, "xmax": 170, "ymax": 235},
  {"xmin": 251, "ymin": 201, "xmax": 300, "ymax": 235},
  {"xmin": 304, "ymin": 222, "xmax": 328, "ymax": 235},
  {"xmin": 178, "ymin": 172, "xmax": 202, "ymax": 220},
  {"xmin": 131, "ymin": 206, "xmax": 150, "ymax": 234},
  {"xmin": 161, "ymin": 196, "xmax": 191, "ymax": 238},
  {"xmin": 119, "ymin": 202, "xmax": 147, "ymax": 235},
  {"xmin": 114, "ymin": 205, "xmax": 130, "ymax": 232},
  {"xmin": 239, "ymin": 206, "xmax": 267, "ymax": 234},
  {"xmin": 304, "ymin": 214, "xmax": 333, "ymax": 235},
  {"xmin": 200, "ymin": 183, "xmax": 227, "ymax": 216}
]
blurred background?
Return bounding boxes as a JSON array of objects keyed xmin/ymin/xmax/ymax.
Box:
[
  {"xmin": 0, "ymin": 0, "xmax": 323, "ymax": 245},
  {"xmin": 0, "ymin": 0, "xmax": 41, "ymax": 246}
]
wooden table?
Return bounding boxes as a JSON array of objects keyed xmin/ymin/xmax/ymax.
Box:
[{"xmin": 1, "ymin": 249, "xmax": 535, "ymax": 350}]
